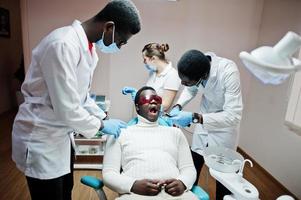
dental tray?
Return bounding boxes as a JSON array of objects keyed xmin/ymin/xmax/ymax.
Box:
[{"xmin": 204, "ymin": 146, "xmax": 244, "ymax": 173}]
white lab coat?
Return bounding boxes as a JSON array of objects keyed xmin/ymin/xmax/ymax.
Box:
[
  {"xmin": 12, "ymin": 20, "xmax": 106, "ymax": 179},
  {"xmin": 177, "ymin": 53, "xmax": 243, "ymax": 155}
]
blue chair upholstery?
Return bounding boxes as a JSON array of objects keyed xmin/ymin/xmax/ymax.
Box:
[
  {"xmin": 81, "ymin": 176, "xmax": 104, "ymax": 189},
  {"xmin": 81, "ymin": 176, "xmax": 107, "ymax": 200},
  {"xmin": 128, "ymin": 116, "xmax": 173, "ymax": 127},
  {"xmin": 81, "ymin": 176, "xmax": 209, "ymax": 200},
  {"xmin": 191, "ymin": 185, "xmax": 210, "ymax": 200}
]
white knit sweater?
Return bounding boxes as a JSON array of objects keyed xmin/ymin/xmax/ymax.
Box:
[{"xmin": 102, "ymin": 116, "xmax": 196, "ymax": 194}]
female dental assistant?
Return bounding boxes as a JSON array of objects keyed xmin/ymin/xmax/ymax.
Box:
[
  {"xmin": 123, "ymin": 43, "xmax": 181, "ymax": 112},
  {"xmin": 11, "ymin": 1, "xmax": 141, "ymax": 199},
  {"xmin": 169, "ymin": 50, "xmax": 243, "ymax": 200},
  {"xmin": 143, "ymin": 43, "xmax": 181, "ymax": 111}
]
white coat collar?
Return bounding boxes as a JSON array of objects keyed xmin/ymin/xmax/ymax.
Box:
[
  {"xmin": 205, "ymin": 52, "xmax": 218, "ymax": 78},
  {"xmin": 72, "ymin": 20, "xmax": 89, "ymax": 52},
  {"xmin": 196, "ymin": 52, "xmax": 218, "ymax": 89}
]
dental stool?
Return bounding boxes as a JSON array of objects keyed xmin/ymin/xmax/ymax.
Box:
[{"xmin": 81, "ymin": 176, "xmax": 210, "ymax": 200}]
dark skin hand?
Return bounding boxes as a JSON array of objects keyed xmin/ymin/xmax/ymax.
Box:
[
  {"xmin": 164, "ymin": 178, "xmax": 186, "ymax": 196},
  {"xmin": 130, "ymin": 179, "xmax": 163, "ymax": 196},
  {"xmin": 131, "ymin": 178, "xmax": 186, "ymax": 196}
]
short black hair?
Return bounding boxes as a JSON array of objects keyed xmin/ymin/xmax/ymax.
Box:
[
  {"xmin": 94, "ymin": 0, "xmax": 141, "ymax": 35},
  {"xmin": 177, "ymin": 50, "xmax": 211, "ymax": 81},
  {"xmin": 134, "ymin": 86, "xmax": 156, "ymax": 105}
]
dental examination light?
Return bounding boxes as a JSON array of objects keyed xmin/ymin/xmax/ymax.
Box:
[{"xmin": 239, "ymin": 31, "xmax": 301, "ymax": 85}]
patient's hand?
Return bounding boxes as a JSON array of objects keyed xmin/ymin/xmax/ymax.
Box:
[
  {"xmin": 130, "ymin": 179, "xmax": 161, "ymax": 196},
  {"xmin": 164, "ymin": 178, "xmax": 186, "ymax": 196}
]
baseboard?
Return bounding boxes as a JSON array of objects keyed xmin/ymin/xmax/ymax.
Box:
[{"xmin": 237, "ymin": 147, "xmax": 298, "ymax": 200}]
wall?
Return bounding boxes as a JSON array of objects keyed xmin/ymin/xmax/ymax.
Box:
[
  {"xmin": 20, "ymin": 0, "xmax": 111, "ymax": 98},
  {"xmin": 20, "ymin": 0, "xmax": 263, "ymax": 120},
  {"xmin": 239, "ymin": 0, "xmax": 301, "ymax": 198},
  {"xmin": 0, "ymin": 0, "xmax": 23, "ymax": 114},
  {"xmin": 108, "ymin": 0, "xmax": 263, "ymax": 121}
]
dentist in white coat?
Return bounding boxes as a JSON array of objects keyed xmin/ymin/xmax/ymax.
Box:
[
  {"xmin": 169, "ymin": 50, "xmax": 243, "ymax": 200},
  {"xmin": 11, "ymin": 1, "xmax": 141, "ymax": 200}
]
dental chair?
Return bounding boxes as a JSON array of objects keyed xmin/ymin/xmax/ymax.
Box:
[
  {"xmin": 81, "ymin": 175, "xmax": 210, "ymax": 200},
  {"xmin": 80, "ymin": 114, "xmax": 209, "ymax": 200}
]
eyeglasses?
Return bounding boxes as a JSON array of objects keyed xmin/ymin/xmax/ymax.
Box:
[
  {"xmin": 138, "ymin": 95, "xmax": 162, "ymax": 105},
  {"xmin": 181, "ymin": 78, "xmax": 202, "ymax": 87},
  {"xmin": 114, "ymin": 31, "xmax": 130, "ymax": 47},
  {"xmin": 195, "ymin": 77, "xmax": 203, "ymax": 87},
  {"xmin": 181, "ymin": 72, "xmax": 209, "ymax": 87}
]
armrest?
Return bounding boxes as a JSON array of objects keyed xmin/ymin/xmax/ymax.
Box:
[
  {"xmin": 81, "ymin": 176, "xmax": 104, "ymax": 190},
  {"xmin": 191, "ymin": 185, "xmax": 210, "ymax": 200}
]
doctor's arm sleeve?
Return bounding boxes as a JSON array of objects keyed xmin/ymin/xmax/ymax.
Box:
[
  {"xmin": 83, "ymin": 93, "xmax": 107, "ymax": 120},
  {"xmin": 176, "ymin": 86, "xmax": 198, "ymax": 108},
  {"xmin": 202, "ymin": 67, "xmax": 243, "ymax": 130},
  {"xmin": 103, "ymin": 136, "xmax": 136, "ymax": 194},
  {"xmin": 176, "ymin": 129, "xmax": 197, "ymax": 190},
  {"xmin": 40, "ymin": 42, "xmax": 101, "ymax": 138}
]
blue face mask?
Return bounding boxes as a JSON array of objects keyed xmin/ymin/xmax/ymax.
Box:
[
  {"xmin": 144, "ymin": 63, "xmax": 157, "ymax": 73},
  {"xmin": 96, "ymin": 26, "xmax": 120, "ymax": 54}
]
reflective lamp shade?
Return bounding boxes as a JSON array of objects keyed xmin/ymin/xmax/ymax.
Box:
[{"xmin": 239, "ymin": 31, "xmax": 301, "ymax": 85}]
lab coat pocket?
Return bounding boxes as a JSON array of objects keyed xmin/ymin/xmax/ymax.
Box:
[
  {"xmin": 25, "ymin": 142, "xmax": 68, "ymax": 175},
  {"xmin": 25, "ymin": 146, "xmax": 33, "ymax": 166},
  {"xmin": 12, "ymin": 136, "xmax": 29, "ymax": 167},
  {"xmin": 194, "ymin": 123, "xmax": 208, "ymax": 135},
  {"xmin": 35, "ymin": 104, "xmax": 64, "ymax": 126}
]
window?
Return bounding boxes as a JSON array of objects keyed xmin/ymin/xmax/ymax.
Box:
[{"xmin": 285, "ymin": 51, "xmax": 301, "ymax": 135}]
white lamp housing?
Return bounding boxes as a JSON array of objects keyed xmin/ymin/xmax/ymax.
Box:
[{"xmin": 239, "ymin": 31, "xmax": 301, "ymax": 85}]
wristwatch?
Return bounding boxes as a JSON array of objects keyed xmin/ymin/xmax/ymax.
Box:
[
  {"xmin": 175, "ymin": 104, "xmax": 182, "ymax": 111},
  {"xmin": 192, "ymin": 113, "xmax": 200, "ymax": 124}
]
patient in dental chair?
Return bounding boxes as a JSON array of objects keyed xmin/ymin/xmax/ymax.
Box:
[{"xmin": 103, "ymin": 86, "xmax": 198, "ymax": 200}]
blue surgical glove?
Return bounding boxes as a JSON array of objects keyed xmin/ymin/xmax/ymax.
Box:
[
  {"xmin": 159, "ymin": 116, "xmax": 173, "ymax": 126},
  {"xmin": 101, "ymin": 119, "xmax": 127, "ymax": 138},
  {"xmin": 168, "ymin": 105, "xmax": 181, "ymax": 117},
  {"xmin": 127, "ymin": 117, "xmax": 138, "ymax": 126},
  {"xmin": 158, "ymin": 105, "xmax": 173, "ymax": 126},
  {"xmin": 170, "ymin": 111, "xmax": 193, "ymax": 127},
  {"xmin": 122, "ymin": 87, "xmax": 137, "ymax": 101}
]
